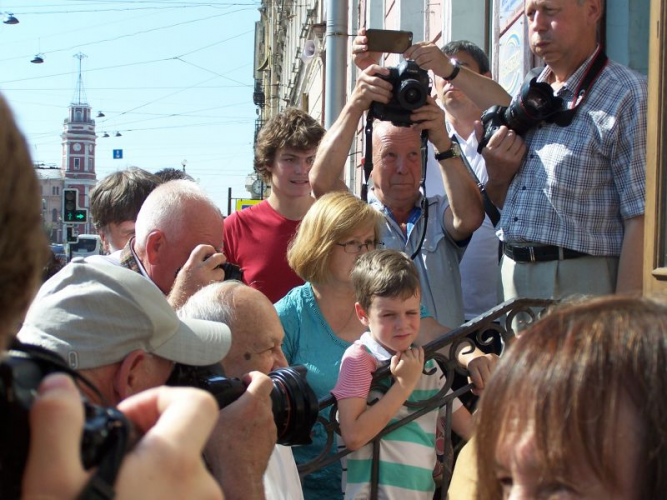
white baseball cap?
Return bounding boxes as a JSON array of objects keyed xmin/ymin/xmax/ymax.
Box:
[{"xmin": 19, "ymin": 260, "xmax": 231, "ymax": 370}]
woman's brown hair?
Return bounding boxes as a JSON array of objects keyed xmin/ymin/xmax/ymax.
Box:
[{"xmin": 475, "ymin": 295, "xmax": 667, "ymax": 500}]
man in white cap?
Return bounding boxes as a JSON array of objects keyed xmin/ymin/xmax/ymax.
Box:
[
  {"xmin": 19, "ymin": 260, "xmax": 231, "ymax": 405},
  {"xmin": 19, "ymin": 261, "xmax": 277, "ymax": 500}
]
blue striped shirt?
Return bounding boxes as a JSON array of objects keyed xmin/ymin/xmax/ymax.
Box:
[{"xmin": 498, "ymin": 49, "xmax": 647, "ymax": 256}]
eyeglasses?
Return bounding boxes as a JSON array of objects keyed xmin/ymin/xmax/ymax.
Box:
[{"xmin": 335, "ymin": 240, "xmax": 383, "ymax": 254}]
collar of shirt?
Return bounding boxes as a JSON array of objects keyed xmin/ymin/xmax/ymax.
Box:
[
  {"xmin": 369, "ymin": 189, "xmax": 424, "ymax": 238},
  {"xmin": 537, "ymin": 44, "xmax": 601, "ymax": 107},
  {"xmin": 358, "ymin": 332, "xmax": 394, "ymax": 361}
]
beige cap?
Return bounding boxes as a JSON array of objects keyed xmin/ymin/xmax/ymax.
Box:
[{"xmin": 19, "ymin": 260, "xmax": 231, "ymax": 369}]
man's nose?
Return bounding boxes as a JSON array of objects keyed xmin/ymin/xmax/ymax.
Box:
[
  {"xmin": 530, "ymin": 11, "xmax": 547, "ymax": 32},
  {"xmin": 396, "ymin": 157, "xmax": 408, "ymax": 174},
  {"xmin": 294, "ymin": 158, "xmax": 310, "ymax": 174}
]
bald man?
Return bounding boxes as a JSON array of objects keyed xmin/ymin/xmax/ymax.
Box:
[{"xmin": 179, "ymin": 281, "xmax": 303, "ymax": 500}]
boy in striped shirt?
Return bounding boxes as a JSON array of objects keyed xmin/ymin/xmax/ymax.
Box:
[{"xmin": 332, "ymin": 249, "xmax": 473, "ymax": 499}]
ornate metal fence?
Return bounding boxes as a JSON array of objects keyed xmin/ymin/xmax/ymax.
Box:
[{"xmin": 298, "ymin": 297, "xmax": 556, "ymax": 499}]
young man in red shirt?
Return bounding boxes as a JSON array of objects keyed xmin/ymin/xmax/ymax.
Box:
[{"xmin": 224, "ymin": 108, "xmax": 325, "ymax": 303}]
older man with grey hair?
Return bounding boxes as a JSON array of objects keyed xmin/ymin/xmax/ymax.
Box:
[
  {"xmin": 91, "ymin": 179, "xmax": 228, "ymax": 309},
  {"xmin": 179, "ymin": 281, "xmax": 304, "ymax": 500}
]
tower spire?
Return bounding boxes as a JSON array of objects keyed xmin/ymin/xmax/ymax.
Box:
[{"xmin": 72, "ymin": 52, "xmax": 88, "ymax": 105}]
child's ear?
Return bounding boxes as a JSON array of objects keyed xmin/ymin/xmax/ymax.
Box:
[{"xmin": 355, "ymin": 302, "xmax": 370, "ymax": 327}]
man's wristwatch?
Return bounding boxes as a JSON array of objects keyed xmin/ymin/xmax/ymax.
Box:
[
  {"xmin": 444, "ymin": 59, "xmax": 461, "ymax": 81},
  {"xmin": 434, "ymin": 142, "xmax": 462, "ymax": 162}
]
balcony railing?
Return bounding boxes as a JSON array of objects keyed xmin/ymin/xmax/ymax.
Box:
[{"xmin": 297, "ymin": 297, "xmax": 556, "ymax": 499}]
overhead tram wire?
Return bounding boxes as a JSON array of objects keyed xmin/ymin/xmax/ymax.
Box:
[{"xmin": 0, "ymin": 8, "xmax": 254, "ymax": 64}]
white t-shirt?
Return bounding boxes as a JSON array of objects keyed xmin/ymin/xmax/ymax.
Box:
[{"xmin": 264, "ymin": 445, "xmax": 304, "ymax": 500}]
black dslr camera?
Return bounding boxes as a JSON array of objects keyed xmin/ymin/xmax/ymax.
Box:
[
  {"xmin": 167, "ymin": 363, "xmax": 319, "ymax": 446},
  {"xmin": 477, "ymin": 77, "xmax": 564, "ymax": 152},
  {"xmin": 0, "ymin": 344, "xmax": 132, "ymax": 500},
  {"xmin": 370, "ymin": 59, "xmax": 432, "ymax": 127}
]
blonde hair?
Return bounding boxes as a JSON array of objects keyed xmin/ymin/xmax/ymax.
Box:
[
  {"xmin": 287, "ymin": 191, "xmax": 383, "ymax": 284},
  {"xmin": 0, "ymin": 95, "xmax": 49, "ymax": 344}
]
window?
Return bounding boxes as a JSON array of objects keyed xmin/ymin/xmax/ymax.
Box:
[
  {"xmin": 52, "ymin": 186, "xmax": 60, "ymax": 196},
  {"xmin": 52, "ymin": 208, "xmax": 58, "ymax": 223},
  {"xmin": 74, "ymin": 158, "xmax": 80, "ymax": 170}
]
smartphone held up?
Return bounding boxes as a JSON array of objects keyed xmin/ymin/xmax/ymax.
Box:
[{"xmin": 365, "ymin": 29, "xmax": 413, "ymax": 53}]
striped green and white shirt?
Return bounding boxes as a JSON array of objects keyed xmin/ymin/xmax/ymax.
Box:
[{"xmin": 332, "ymin": 333, "xmax": 461, "ymax": 499}]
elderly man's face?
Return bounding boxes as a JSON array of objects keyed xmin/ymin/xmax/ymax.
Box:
[
  {"xmin": 221, "ymin": 287, "xmax": 288, "ymax": 379},
  {"xmin": 525, "ymin": 0, "xmax": 600, "ymax": 69},
  {"xmin": 371, "ymin": 123, "xmax": 422, "ymax": 210}
]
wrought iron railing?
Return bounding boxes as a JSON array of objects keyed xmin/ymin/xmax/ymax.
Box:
[{"xmin": 297, "ymin": 297, "xmax": 556, "ymax": 499}]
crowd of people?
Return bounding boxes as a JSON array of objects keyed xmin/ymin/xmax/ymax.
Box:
[{"xmin": 1, "ymin": 0, "xmax": 665, "ymax": 499}]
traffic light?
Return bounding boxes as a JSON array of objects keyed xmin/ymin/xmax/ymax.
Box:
[
  {"xmin": 62, "ymin": 189, "xmax": 88, "ymax": 223},
  {"xmin": 66, "ymin": 226, "xmax": 78, "ymax": 243}
]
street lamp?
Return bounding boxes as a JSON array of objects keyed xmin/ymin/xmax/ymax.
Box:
[{"xmin": 2, "ymin": 13, "xmax": 19, "ymax": 25}]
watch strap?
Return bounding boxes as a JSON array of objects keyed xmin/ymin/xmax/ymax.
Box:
[
  {"xmin": 434, "ymin": 144, "xmax": 460, "ymax": 161},
  {"xmin": 444, "ymin": 59, "xmax": 461, "ymax": 81}
]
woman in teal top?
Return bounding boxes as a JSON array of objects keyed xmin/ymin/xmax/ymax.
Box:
[{"xmin": 276, "ymin": 192, "xmax": 426, "ymax": 499}]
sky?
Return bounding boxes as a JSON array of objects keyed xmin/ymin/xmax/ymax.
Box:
[{"xmin": 0, "ymin": 0, "xmax": 262, "ymax": 214}]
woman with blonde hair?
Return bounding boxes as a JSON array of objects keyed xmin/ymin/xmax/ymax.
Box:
[{"xmin": 276, "ymin": 191, "xmax": 386, "ymax": 499}]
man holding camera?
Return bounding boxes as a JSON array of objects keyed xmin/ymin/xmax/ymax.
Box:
[
  {"xmin": 19, "ymin": 261, "xmax": 277, "ymax": 500},
  {"xmin": 179, "ymin": 281, "xmax": 304, "ymax": 500},
  {"xmin": 92, "ymin": 179, "xmax": 230, "ymax": 309},
  {"xmin": 0, "ymin": 91, "xmax": 230, "ymax": 500},
  {"xmin": 406, "ymin": 0, "xmax": 647, "ymax": 303},
  {"xmin": 309, "ymin": 57, "xmax": 484, "ymax": 330},
  {"xmin": 354, "ymin": 32, "xmax": 504, "ymax": 323}
]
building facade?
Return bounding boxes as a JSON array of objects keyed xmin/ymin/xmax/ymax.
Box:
[{"xmin": 252, "ymin": 0, "xmax": 649, "ymax": 195}]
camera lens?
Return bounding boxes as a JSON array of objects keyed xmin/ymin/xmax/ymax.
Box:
[
  {"xmin": 168, "ymin": 363, "xmax": 319, "ymax": 446},
  {"xmin": 397, "ymin": 79, "xmax": 427, "ymax": 110},
  {"xmin": 268, "ymin": 366, "xmax": 319, "ymax": 446}
]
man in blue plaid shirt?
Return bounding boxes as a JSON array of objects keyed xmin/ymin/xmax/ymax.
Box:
[{"xmin": 406, "ymin": 0, "xmax": 646, "ymax": 305}]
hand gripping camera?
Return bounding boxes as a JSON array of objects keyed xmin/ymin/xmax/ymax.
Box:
[
  {"xmin": 477, "ymin": 77, "xmax": 564, "ymax": 153},
  {"xmin": 167, "ymin": 363, "xmax": 319, "ymax": 446},
  {"xmin": 370, "ymin": 59, "xmax": 432, "ymax": 127},
  {"xmin": 0, "ymin": 343, "xmax": 133, "ymax": 500}
]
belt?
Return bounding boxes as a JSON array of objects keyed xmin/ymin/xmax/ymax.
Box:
[{"xmin": 503, "ymin": 243, "xmax": 590, "ymax": 263}]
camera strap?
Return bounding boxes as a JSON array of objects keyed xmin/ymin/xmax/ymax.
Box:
[
  {"xmin": 361, "ymin": 111, "xmax": 375, "ymax": 202},
  {"xmin": 409, "ymin": 130, "xmax": 429, "ymax": 260},
  {"xmin": 451, "ymin": 135, "xmax": 501, "ymax": 227}
]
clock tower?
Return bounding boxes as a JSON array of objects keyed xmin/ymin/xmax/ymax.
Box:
[{"xmin": 61, "ymin": 52, "xmax": 97, "ymax": 235}]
